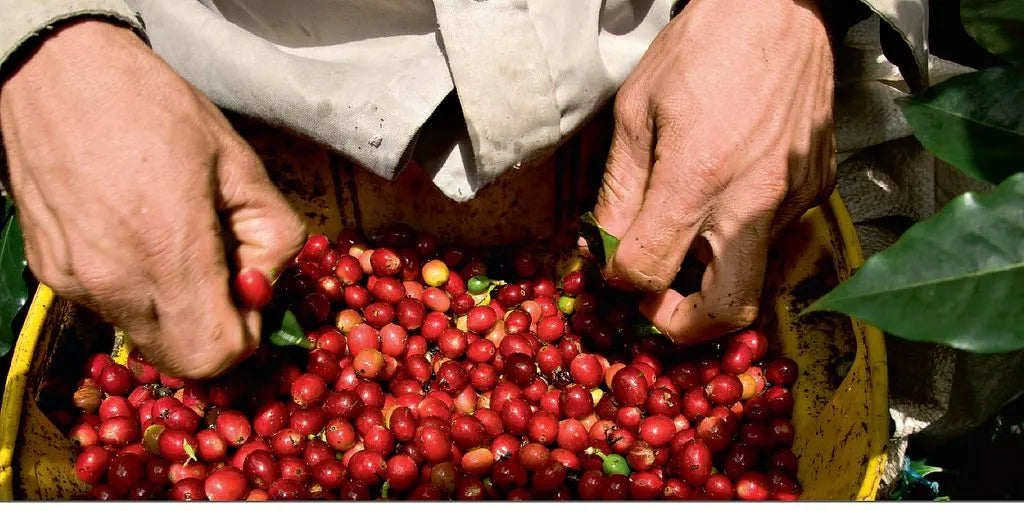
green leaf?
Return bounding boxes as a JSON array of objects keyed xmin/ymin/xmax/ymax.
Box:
[
  {"xmin": 579, "ymin": 212, "xmax": 620, "ymax": 266},
  {"xmin": 469, "ymin": 279, "xmax": 504, "ymax": 306},
  {"xmin": 0, "ymin": 199, "xmax": 30, "ymax": 358},
  {"xmin": 633, "ymin": 322, "xmax": 664, "ymax": 338},
  {"xmin": 896, "ymin": 66, "xmax": 1024, "ymax": 184},
  {"xmin": 268, "ymin": 310, "xmax": 313, "ymax": 349},
  {"xmin": 908, "ymin": 458, "xmax": 944, "ymax": 478},
  {"xmin": 806, "ymin": 173, "xmax": 1024, "ymax": 354},
  {"xmin": 961, "ymin": 0, "xmax": 1024, "ymax": 66},
  {"xmin": 183, "ymin": 440, "xmax": 198, "ymax": 462}
]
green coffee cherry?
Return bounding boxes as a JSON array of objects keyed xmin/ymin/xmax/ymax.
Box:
[
  {"xmin": 467, "ymin": 275, "xmax": 491, "ymax": 294},
  {"xmin": 602, "ymin": 454, "xmax": 631, "ymax": 476},
  {"xmin": 557, "ymin": 296, "xmax": 576, "ymax": 315}
]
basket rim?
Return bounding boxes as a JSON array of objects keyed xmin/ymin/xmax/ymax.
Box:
[{"xmin": 0, "ymin": 285, "xmax": 54, "ymax": 501}]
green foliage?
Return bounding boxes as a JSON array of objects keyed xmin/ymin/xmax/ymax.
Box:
[
  {"xmin": 961, "ymin": 0, "xmax": 1024, "ymax": 66},
  {"xmin": 815, "ymin": 6, "xmax": 1024, "ymax": 355},
  {"xmin": 268, "ymin": 310, "xmax": 313, "ymax": 349},
  {"xmin": 808, "ymin": 174, "xmax": 1024, "ymax": 354},
  {"xmin": 0, "ymin": 198, "xmax": 30, "ymax": 358},
  {"xmin": 908, "ymin": 459, "xmax": 944, "ymax": 478},
  {"xmin": 889, "ymin": 458, "xmax": 946, "ymax": 501},
  {"xmin": 579, "ymin": 213, "xmax": 663, "ymax": 337},
  {"xmin": 579, "ymin": 212, "xmax": 620, "ymax": 267},
  {"xmin": 896, "ymin": 66, "xmax": 1024, "ymax": 184}
]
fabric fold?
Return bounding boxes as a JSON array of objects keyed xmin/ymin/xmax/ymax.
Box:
[{"xmin": 128, "ymin": 0, "xmax": 454, "ymax": 181}]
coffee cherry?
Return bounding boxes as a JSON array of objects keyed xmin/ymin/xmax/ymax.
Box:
[{"xmin": 236, "ymin": 267, "xmax": 273, "ymax": 309}]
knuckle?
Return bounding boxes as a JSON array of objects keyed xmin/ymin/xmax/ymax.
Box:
[
  {"xmin": 280, "ymin": 213, "xmax": 308, "ymax": 253},
  {"xmin": 233, "ymin": 146, "xmax": 267, "ymax": 175},
  {"xmin": 25, "ymin": 252, "xmax": 71, "ymax": 294},
  {"xmin": 19, "ymin": 231, "xmax": 79, "ymax": 295},
  {"xmin": 70, "ymin": 260, "xmax": 122, "ymax": 299},
  {"xmin": 792, "ymin": 186, "xmax": 820, "ymax": 211},
  {"xmin": 762, "ymin": 169, "xmax": 793, "ymax": 204},
  {"xmin": 211, "ymin": 316, "xmax": 250, "ymax": 358},
  {"xmin": 612, "ymin": 87, "xmax": 649, "ymax": 134},
  {"xmin": 720, "ymin": 302, "xmax": 760, "ymax": 330},
  {"xmin": 596, "ymin": 165, "xmax": 639, "ymax": 216},
  {"xmin": 632, "ymin": 271, "xmax": 672, "ymax": 293},
  {"xmin": 181, "ymin": 331, "xmax": 247, "ymax": 379},
  {"xmin": 738, "ymin": 178, "xmax": 788, "ymax": 218},
  {"xmin": 612, "ymin": 87, "xmax": 635, "ymax": 118},
  {"xmin": 137, "ymin": 233, "xmax": 179, "ymax": 267},
  {"xmin": 782, "ymin": 178, "xmax": 821, "ymax": 214},
  {"xmin": 676, "ymin": 153, "xmax": 732, "ymax": 199},
  {"xmin": 611, "ymin": 249, "xmax": 674, "ymax": 293},
  {"xmin": 264, "ymin": 211, "xmax": 307, "ymax": 269},
  {"xmin": 125, "ymin": 225, "xmax": 186, "ymax": 280}
]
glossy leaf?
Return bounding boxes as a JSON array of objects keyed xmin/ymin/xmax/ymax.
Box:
[
  {"xmin": 579, "ymin": 212, "xmax": 620, "ymax": 267},
  {"xmin": 0, "ymin": 199, "xmax": 30, "ymax": 358},
  {"xmin": 896, "ymin": 66, "xmax": 1024, "ymax": 184},
  {"xmin": 268, "ymin": 310, "xmax": 313, "ymax": 349},
  {"xmin": 470, "ymin": 279, "xmax": 504, "ymax": 306},
  {"xmin": 907, "ymin": 459, "xmax": 944, "ymax": 479},
  {"xmin": 862, "ymin": 0, "xmax": 930, "ymax": 87},
  {"xmin": 633, "ymin": 321, "xmax": 664, "ymax": 338},
  {"xmin": 806, "ymin": 173, "xmax": 1024, "ymax": 354},
  {"xmin": 183, "ymin": 440, "xmax": 198, "ymax": 462},
  {"xmin": 961, "ymin": 0, "xmax": 1024, "ymax": 66}
]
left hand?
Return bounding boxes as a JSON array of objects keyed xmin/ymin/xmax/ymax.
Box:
[{"xmin": 590, "ymin": 0, "xmax": 836, "ymax": 344}]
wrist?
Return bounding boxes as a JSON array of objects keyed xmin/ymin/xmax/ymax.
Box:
[
  {"xmin": 2, "ymin": 19, "xmax": 144, "ymax": 98},
  {"xmin": 670, "ymin": 0, "xmax": 829, "ymax": 48}
]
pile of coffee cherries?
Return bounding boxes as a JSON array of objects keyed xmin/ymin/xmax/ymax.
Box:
[{"xmin": 67, "ymin": 225, "xmax": 802, "ymax": 500}]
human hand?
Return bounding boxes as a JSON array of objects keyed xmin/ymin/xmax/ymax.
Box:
[
  {"xmin": 1, "ymin": 20, "xmax": 306, "ymax": 378},
  {"xmin": 592, "ymin": 0, "xmax": 835, "ymax": 343}
]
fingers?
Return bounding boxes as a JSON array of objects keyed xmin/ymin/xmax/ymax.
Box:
[
  {"xmin": 639, "ymin": 203, "xmax": 775, "ymax": 344},
  {"xmin": 605, "ymin": 141, "xmax": 709, "ymax": 293},
  {"xmin": 769, "ymin": 113, "xmax": 836, "ymax": 241},
  {"xmin": 770, "ymin": 47, "xmax": 835, "ymax": 240},
  {"xmin": 129, "ymin": 197, "xmax": 256, "ymax": 380},
  {"xmin": 121, "ymin": 139, "xmax": 287, "ymax": 380},
  {"xmin": 213, "ymin": 135, "xmax": 305, "ymax": 358},
  {"xmin": 592, "ymin": 90, "xmax": 654, "ymax": 240},
  {"xmin": 767, "ymin": 154, "xmax": 817, "ymax": 241},
  {"xmin": 216, "ymin": 138, "xmax": 306, "ymax": 282}
]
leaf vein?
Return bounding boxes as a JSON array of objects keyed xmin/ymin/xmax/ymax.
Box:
[
  {"xmin": 826, "ymin": 261, "xmax": 1024, "ymax": 304},
  {"xmin": 908, "ymin": 100, "xmax": 1024, "ymax": 137}
]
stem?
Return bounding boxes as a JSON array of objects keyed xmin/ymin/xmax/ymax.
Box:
[{"xmin": 585, "ymin": 446, "xmax": 608, "ymax": 460}]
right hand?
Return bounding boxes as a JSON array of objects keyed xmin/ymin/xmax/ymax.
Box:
[{"xmin": 0, "ymin": 20, "xmax": 306, "ymax": 379}]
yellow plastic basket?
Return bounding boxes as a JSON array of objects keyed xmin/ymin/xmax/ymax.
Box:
[{"xmin": 0, "ymin": 116, "xmax": 888, "ymax": 500}]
